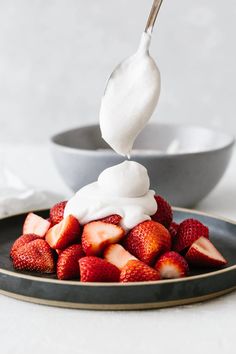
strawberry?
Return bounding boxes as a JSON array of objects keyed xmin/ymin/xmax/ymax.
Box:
[
  {"xmin": 50, "ymin": 201, "xmax": 67, "ymax": 225},
  {"xmin": 57, "ymin": 244, "xmax": 85, "ymax": 280},
  {"xmin": 23, "ymin": 213, "xmax": 51, "ymax": 237},
  {"xmin": 169, "ymin": 222, "xmax": 179, "ymax": 240},
  {"xmin": 151, "ymin": 195, "xmax": 173, "ymax": 228},
  {"xmin": 173, "ymin": 218, "xmax": 209, "ymax": 253},
  {"xmin": 79, "ymin": 256, "xmax": 120, "ymax": 282},
  {"xmin": 10, "ymin": 234, "xmax": 40, "ymax": 258},
  {"xmin": 155, "ymin": 251, "xmax": 189, "ymax": 279},
  {"xmin": 103, "ymin": 244, "xmax": 136, "ymax": 270},
  {"xmin": 12, "ymin": 239, "xmax": 55, "ymax": 273},
  {"xmin": 98, "ymin": 214, "xmax": 122, "ymax": 225},
  {"xmin": 123, "ymin": 220, "xmax": 171, "ymax": 265},
  {"xmin": 45, "ymin": 215, "xmax": 80, "ymax": 250},
  {"xmin": 185, "ymin": 236, "xmax": 227, "ymax": 268},
  {"xmin": 82, "ymin": 221, "xmax": 125, "ymax": 256},
  {"xmin": 120, "ymin": 260, "xmax": 160, "ymax": 283}
]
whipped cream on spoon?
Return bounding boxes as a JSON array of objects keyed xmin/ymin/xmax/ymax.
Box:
[{"xmin": 100, "ymin": 0, "xmax": 163, "ymax": 157}]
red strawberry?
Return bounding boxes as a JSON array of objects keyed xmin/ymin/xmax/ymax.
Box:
[
  {"xmin": 23, "ymin": 213, "xmax": 51, "ymax": 237},
  {"xmin": 79, "ymin": 256, "xmax": 120, "ymax": 282},
  {"xmin": 155, "ymin": 251, "xmax": 189, "ymax": 279},
  {"xmin": 123, "ymin": 220, "xmax": 171, "ymax": 265},
  {"xmin": 120, "ymin": 260, "xmax": 160, "ymax": 283},
  {"xmin": 10, "ymin": 234, "xmax": 40, "ymax": 258},
  {"xmin": 151, "ymin": 195, "xmax": 173, "ymax": 228},
  {"xmin": 173, "ymin": 218, "xmax": 209, "ymax": 253},
  {"xmin": 57, "ymin": 244, "xmax": 85, "ymax": 280},
  {"xmin": 12, "ymin": 239, "xmax": 55, "ymax": 273},
  {"xmin": 82, "ymin": 221, "xmax": 125, "ymax": 256},
  {"xmin": 50, "ymin": 201, "xmax": 67, "ymax": 225},
  {"xmin": 103, "ymin": 244, "xmax": 136, "ymax": 270},
  {"xmin": 45, "ymin": 215, "xmax": 80, "ymax": 250},
  {"xmin": 185, "ymin": 236, "xmax": 227, "ymax": 268},
  {"xmin": 98, "ymin": 214, "xmax": 122, "ymax": 225},
  {"xmin": 169, "ymin": 222, "xmax": 179, "ymax": 240}
]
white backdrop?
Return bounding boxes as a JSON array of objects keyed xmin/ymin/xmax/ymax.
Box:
[{"xmin": 0, "ymin": 0, "xmax": 236, "ymax": 143}]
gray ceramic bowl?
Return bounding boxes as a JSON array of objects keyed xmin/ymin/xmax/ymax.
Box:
[{"xmin": 50, "ymin": 123, "xmax": 235, "ymax": 207}]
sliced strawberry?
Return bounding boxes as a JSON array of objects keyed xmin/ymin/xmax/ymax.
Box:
[
  {"xmin": 10, "ymin": 234, "xmax": 40, "ymax": 258},
  {"xmin": 82, "ymin": 221, "xmax": 125, "ymax": 256},
  {"xmin": 120, "ymin": 260, "xmax": 160, "ymax": 283},
  {"xmin": 98, "ymin": 214, "xmax": 122, "ymax": 225},
  {"xmin": 23, "ymin": 213, "xmax": 51, "ymax": 237},
  {"xmin": 57, "ymin": 244, "xmax": 85, "ymax": 280},
  {"xmin": 173, "ymin": 218, "xmax": 209, "ymax": 253},
  {"xmin": 45, "ymin": 215, "xmax": 80, "ymax": 250},
  {"xmin": 123, "ymin": 220, "xmax": 171, "ymax": 265},
  {"xmin": 50, "ymin": 201, "xmax": 67, "ymax": 225},
  {"xmin": 185, "ymin": 236, "xmax": 227, "ymax": 268},
  {"xmin": 103, "ymin": 244, "xmax": 136, "ymax": 270},
  {"xmin": 155, "ymin": 251, "xmax": 189, "ymax": 279},
  {"xmin": 12, "ymin": 239, "xmax": 55, "ymax": 273},
  {"xmin": 79, "ymin": 256, "xmax": 120, "ymax": 282},
  {"xmin": 151, "ymin": 195, "xmax": 173, "ymax": 228},
  {"xmin": 169, "ymin": 222, "xmax": 179, "ymax": 240}
]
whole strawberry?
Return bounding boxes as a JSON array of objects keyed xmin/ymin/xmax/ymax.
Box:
[
  {"xmin": 79, "ymin": 256, "xmax": 120, "ymax": 282},
  {"xmin": 151, "ymin": 195, "xmax": 173, "ymax": 228},
  {"xmin": 10, "ymin": 234, "xmax": 40, "ymax": 258},
  {"xmin": 123, "ymin": 220, "xmax": 171, "ymax": 265},
  {"xmin": 57, "ymin": 244, "xmax": 85, "ymax": 280},
  {"xmin": 50, "ymin": 201, "xmax": 67, "ymax": 225},
  {"xmin": 120, "ymin": 260, "xmax": 160, "ymax": 283},
  {"xmin": 12, "ymin": 239, "xmax": 55, "ymax": 273},
  {"xmin": 173, "ymin": 218, "xmax": 209, "ymax": 253}
]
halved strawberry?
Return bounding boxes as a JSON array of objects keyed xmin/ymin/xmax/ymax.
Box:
[
  {"xmin": 82, "ymin": 221, "xmax": 125, "ymax": 256},
  {"xmin": 10, "ymin": 234, "xmax": 40, "ymax": 258},
  {"xmin": 50, "ymin": 201, "xmax": 67, "ymax": 225},
  {"xmin": 98, "ymin": 214, "xmax": 122, "ymax": 225},
  {"xmin": 57, "ymin": 244, "xmax": 85, "ymax": 280},
  {"xmin": 151, "ymin": 195, "xmax": 173, "ymax": 228},
  {"xmin": 103, "ymin": 244, "xmax": 136, "ymax": 270},
  {"xmin": 173, "ymin": 218, "xmax": 209, "ymax": 253},
  {"xmin": 169, "ymin": 222, "xmax": 179, "ymax": 240},
  {"xmin": 155, "ymin": 251, "xmax": 189, "ymax": 279},
  {"xmin": 120, "ymin": 260, "xmax": 160, "ymax": 283},
  {"xmin": 45, "ymin": 215, "xmax": 80, "ymax": 250},
  {"xmin": 23, "ymin": 213, "xmax": 51, "ymax": 237},
  {"xmin": 12, "ymin": 239, "xmax": 55, "ymax": 273},
  {"xmin": 185, "ymin": 236, "xmax": 227, "ymax": 268},
  {"xmin": 79, "ymin": 256, "xmax": 120, "ymax": 282},
  {"xmin": 123, "ymin": 220, "xmax": 171, "ymax": 265}
]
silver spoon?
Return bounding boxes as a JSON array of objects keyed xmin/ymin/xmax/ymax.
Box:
[{"xmin": 145, "ymin": 0, "xmax": 163, "ymax": 33}]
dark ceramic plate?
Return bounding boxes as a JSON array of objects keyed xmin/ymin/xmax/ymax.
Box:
[{"xmin": 0, "ymin": 208, "xmax": 236, "ymax": 310}]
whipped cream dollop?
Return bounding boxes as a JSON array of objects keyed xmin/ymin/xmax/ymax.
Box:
[
  {"xmin": 64, "ymin": 161, "xmax": 157, "ymax": 230},
  {"xmin": 99, "ymin": 32, "xmax": 161, "ymax": 157}
]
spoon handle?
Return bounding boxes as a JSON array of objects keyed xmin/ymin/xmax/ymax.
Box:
[{"xmin": 145, "ymin": 0, "xmax": 163, "ymax": 33}]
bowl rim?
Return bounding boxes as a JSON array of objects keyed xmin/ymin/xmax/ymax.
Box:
[{"xmin": 50, "ymin": 123, "xmax": 235, "ymax": 158}]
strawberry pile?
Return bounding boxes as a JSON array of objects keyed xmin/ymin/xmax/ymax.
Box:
[{"xmin": 9, "ymin": 196, "xmax": 227, "ymax": 283}]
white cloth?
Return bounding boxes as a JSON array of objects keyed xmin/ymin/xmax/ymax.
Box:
[{"xmin": 0, "ymin": 166, "xmax": 63, "ymax": 218}]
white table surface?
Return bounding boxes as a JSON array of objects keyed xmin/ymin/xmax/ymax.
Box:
[{"xmin": 0, "ymin": 144, "xmax": 235, "ymax": 354}]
